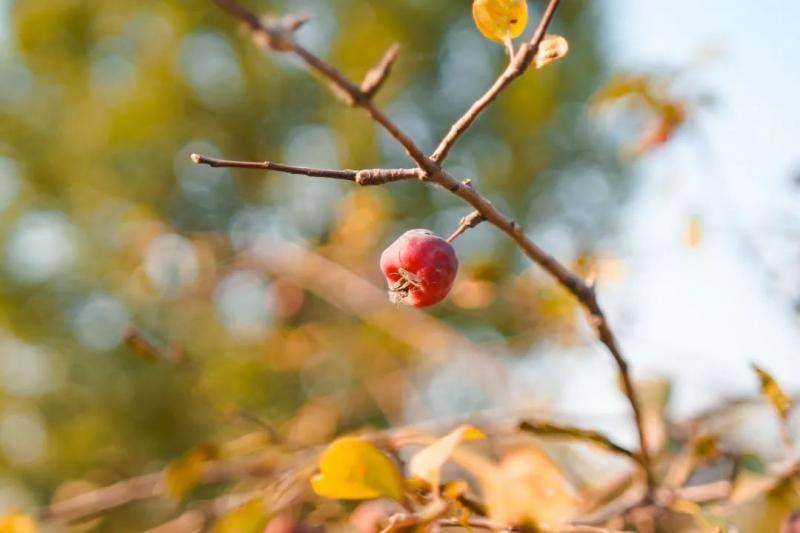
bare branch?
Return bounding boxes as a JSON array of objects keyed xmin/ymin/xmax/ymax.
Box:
[
  {"xmin": 519, "ymin": 420, "xmax": 640, "ymax": 463},
  {"xmin": 431, "ymin": 0, "xmax": 563, "ymax": 163},
  {"xmin": 362, "ymin": 44, "xmax": 401, "ymax": 98},
  {"xmin": 191, "ymin": 153, "xmax": 420, "ymax": 185},
  {"xmin": 425, "ymin": 168, "xmax": 655, "ymax": 493},
  {"xmin": 41, "ymin": 454, "xmax": 275, "ymax": 524},
  {"xmin": 210, "ymin": 0, "xmax": 654, "ymax": 493},
  {"xmin": 436, "ymin": 518, "xmax": 626, "ymax": 533},
  {"xmin": 212, "ymin": 0, "xmax": 431, "ymax": 168}
]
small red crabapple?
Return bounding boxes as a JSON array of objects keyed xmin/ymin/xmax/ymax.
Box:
[{"xmin": 380, "ymin": 229, "xmax": 458, "ymax": 308}]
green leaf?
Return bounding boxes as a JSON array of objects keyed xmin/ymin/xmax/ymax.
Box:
[
  {"xmin": 737, "ymin": 453, "xmax": 767, "ymax": 475},
  {"xmin": 311, "ymin": 437, "xmax": 404, "ymax": 501}
]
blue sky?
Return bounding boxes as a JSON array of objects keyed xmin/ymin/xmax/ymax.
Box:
[{"xmin": 509, "ymin": 0, "xmax": 800, "ymax": 427}]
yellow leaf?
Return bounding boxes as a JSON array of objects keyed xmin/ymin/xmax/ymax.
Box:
[
  {"xmin": 533, "ymin": 35, "xmax": 569, "ymax": 69},
  {"xmin": 483, "ymin": 447, "xmax": 578, "ymax": 528},
  {"xmin": 311, "ymin": 437, "xmax": 404, "ymax": 501},
  {"xmin": 409, "ymin": 425, "xmax": 486, "ymax": 491},
  {"xmin": 0, "ymin": 512, "xmax": 37, "ymax": 533},
  {"xmin": 165, "ymin": 444, "xmax": 218, "ymax": 501},
  {"xmin": 752, "ymin": 364, "xmax": 792, "ymax": 420},
  {"xmin": 472, "ymin": 0, "xmax": 528, "ymax": 44},
  {"xmin": 214, "ymin": 499, "xmax": 267, "ymax": 533}
]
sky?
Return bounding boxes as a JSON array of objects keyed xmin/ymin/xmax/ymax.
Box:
[{"xmin": 498, "ymin": 0, "xmax": 800, "ymax": 434}]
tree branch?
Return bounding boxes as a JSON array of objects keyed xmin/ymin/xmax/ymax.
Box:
[
  {"xmin": 431, "ymin": 0, "xmax": 563, "ymax": 163},
  {"xmin": 190, "ymin": 153, "xmax": 420, "ymax": 185},
  {"xmin": 41, "ymin": 454, "xmax": 276, "ymax": 524},
  {"xmin": 210, "ymin": 0, "xmax": 654, "ymax": 494},
  {"xmin": 362, "ymin": 43, "xmax": 401, "ymax": 98},
  {"xmin": 519, "ymin": 420, "xmax": 640, "ymax": 463}
]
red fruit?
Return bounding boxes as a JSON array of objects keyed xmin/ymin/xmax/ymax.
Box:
[{"xmin": 379, "ymin": 229, "xmax": 458, "ymax": 308}]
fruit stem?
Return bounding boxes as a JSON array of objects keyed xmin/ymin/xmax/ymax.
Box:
[{"xmin": 446, "ymin": 226, "xmax": 468, "ymax": 243}]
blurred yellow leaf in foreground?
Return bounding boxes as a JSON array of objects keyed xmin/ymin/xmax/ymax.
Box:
[
  {"xmin": 214, "ymin": 499, "xmax": 267, "ymax": 533},
  {"xmin": 483, "ymin": 447, "xmax": 579, "ymax": 528},
  {"xmin": 311, "ymin": 437, "xmax": 404, "ymax": 501},
  {"xmin": 0, "ymin": 512, "xmax": 37, "ymax": 533},
  {"xmin": 409, "ymin": 425, "xmax": 486, "ymax": 491},
  {"xmin": 165, "ymin": 444, "xmax": 218, "ymax": 501}
]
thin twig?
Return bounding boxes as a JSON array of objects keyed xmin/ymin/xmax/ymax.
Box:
[
  {"xmin": 41, "ymin": 454, "xmax": 276, "ymax": 524},
  {"xmin": 519, "ymin": 420, "xmax": 640, "ymax": 463},
  {"xmin": 191, "ymin": 153, "xmax": 420, "ymax": 185},
  {"xmin": 437, "ymin": 517, "xmax": 625, "ymax": 533},
  {"xmin": 447, "ymin": 211, "xmax": 485, "ymax": 243},
  {"xmin": 431, "ymin": 0, "xmax": 563, "ymax": 163},
  {"xmin": 362, "ymin": 43, "xmax": 401, "ymax": 97},
  {"xmin": 210, "ymin": 0, "xmax": 654, "ymax": 494}
]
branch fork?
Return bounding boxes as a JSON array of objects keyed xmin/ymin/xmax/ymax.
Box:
[{"xmin": 208, "ymin": 0, "xmax": 656, "ymax": 497}]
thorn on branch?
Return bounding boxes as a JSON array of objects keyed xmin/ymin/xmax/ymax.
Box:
[
  {"xmin": 272, "ymin": 12, "xmax": 311, "ymax": 33},
  {"xmin": 447, "ymin": 211, "xmax": 485, "ymax": 243},
  {"xmin": 253, "ymin": 12, "xmax": 312, "ymax": 52},
  {"xmin": 361, "ymin": 44, "xmax": 401, "ymax": 98}
]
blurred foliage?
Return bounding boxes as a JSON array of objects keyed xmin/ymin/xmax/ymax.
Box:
[{"xmin": 6, "ymin": 0, "xmax": 792, "ymax": 531}]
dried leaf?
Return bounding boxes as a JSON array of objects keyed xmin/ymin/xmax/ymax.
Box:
[
  {"xmin": 214, "ymin": 499, "xmax": 267, "ymax": 533},
  {"xmin": 533, "ymin": 35, "xmax": 569, "ymax": 69},
  {"xmin": 752, "ymin": 364, "xmax": 792, "ymax": 420},
  {"xmin": 472, "ymin": 0, "xmax": 528, "ymax": 44},
  {"xmin": 483, "ymin": 447, "xmax": 578, "ymax": 529},
  {"xmin": 408, "ymin": 425, "xmax": 486, "ymax": 491},
  {"xmin": 165, "ymin": 444, "xmax": 218, "ymax": 501},
  {"xmin": 0, "ymin": 512, "xmax": 37, "ymax": 533},
  {"xmin": 692, "ymin": 434, "xmax": 719, "ymax": 463},
  {"xmin": 311, "ymin": 437, "xmax": 404, "ymax": 501},
  {"xmin": 519, "ymin": 421, "xmax": 637, "ymax": 462},
  {"xmin": 686, "ymin": 216, "xmax": 703, "ymax": 248},
  {"xmin": 591, "ymin": 74, "xmax": 654, "ymax": 111}
]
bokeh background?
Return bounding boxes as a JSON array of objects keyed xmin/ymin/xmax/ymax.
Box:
[{"xmin": 0, "ymin": 0, "xmax": 799, "ymax": 529}]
